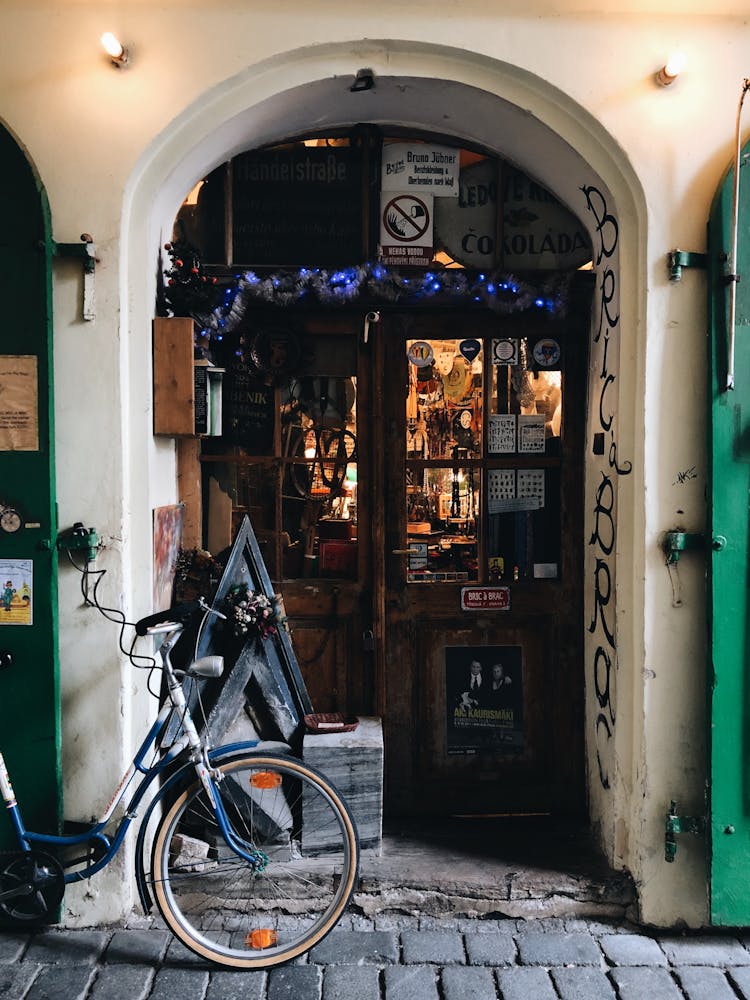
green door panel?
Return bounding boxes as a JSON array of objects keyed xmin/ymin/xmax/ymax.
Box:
[
  {"xmin": 0, "ymin": 123, "xmax": 61, "ymax": 850},
  {"xmin": 708, "ymin": 142, "xmax": 750, "ymax": 923}
]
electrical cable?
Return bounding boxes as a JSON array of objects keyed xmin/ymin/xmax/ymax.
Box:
[{"xmin": 65, "ymin": 550, "xmax": 156, "ymax": 670}]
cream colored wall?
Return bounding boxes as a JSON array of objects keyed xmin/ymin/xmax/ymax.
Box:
[{"xmin": 1, "ymin": 1, "xmax": 746, "ymax": 925}]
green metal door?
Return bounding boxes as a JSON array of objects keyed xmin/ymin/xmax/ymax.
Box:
[
  {"xmin": 0, "ymin": 124, "xmax": 61, "ymax": 849},
  {"xmin": 708, "ymin": 138, "xmax": 750, "ymax": 923}
]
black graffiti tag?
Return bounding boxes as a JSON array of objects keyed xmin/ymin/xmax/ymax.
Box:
[
  {"xmin": 581, "ymin": 184, "xmax": 619, "ymax": 263},
  {"xmin": 595, "ymin": 267, "xmax": 620, "ymax": 343},
  {"xmin": 590, "ymin": 472, "xmax": 615, "ymax": 555},
  {"xmin": 582, "ymin": 182, "xmax": 630, "ymax": 790}
]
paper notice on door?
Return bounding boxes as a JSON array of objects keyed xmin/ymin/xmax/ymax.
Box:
[
  {"xmin": 488, "ymin": 414, "xmax": 516, "ymax": 453},
  {"xmin": 518, "ymin": 414, "xmax": 546, "ymax": 453},
  {"xmin": 0, "ymin": 559, "xmax": 33, "ymax": 625},
  {"xmin": 0, "ymin": 356, "xmax": 39, "ymax": 451}
]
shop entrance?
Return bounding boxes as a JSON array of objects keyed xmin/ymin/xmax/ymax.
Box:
[{"xmin": 374, "ymin": 302, "xmax": 589, "ymax": 817}]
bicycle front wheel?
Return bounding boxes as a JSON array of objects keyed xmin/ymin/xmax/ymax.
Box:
[{"xmin": 150, "ymin": 753, "xmax": 359, "ymax": 968}]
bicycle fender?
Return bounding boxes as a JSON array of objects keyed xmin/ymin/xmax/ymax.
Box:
[{"xmin": 134, "ymin": 741, "xmax": 290, "ymax": 913}]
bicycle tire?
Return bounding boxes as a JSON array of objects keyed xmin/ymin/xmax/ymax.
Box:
[{"xmin": 149, "ymin": 753, "xmax": 359, "ymax": 968}]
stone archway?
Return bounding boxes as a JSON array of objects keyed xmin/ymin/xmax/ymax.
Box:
[{"xmin": 122, "ymin": 39, "xmax": 647, "ymax": 876}]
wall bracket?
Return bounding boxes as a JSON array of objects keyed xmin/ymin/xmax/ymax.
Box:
[
  {"xmin": 667, "ymin": 249, "xmax": 708, "ymax": 282},
  {"xmin": 48, "ymin": 233, "xmax": 97, "ymax": 321},
  {"xmin": 665, "ymin": 800, "xmax": 705, "ymax": 862},
  {"xmin": 663, "ymin": 530, "xmax": 705, "ymax": 564}
]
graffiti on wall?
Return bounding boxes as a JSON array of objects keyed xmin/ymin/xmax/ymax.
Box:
[{"xmin": 581, "ymin": 184, "xmax": 632, "ymax": 789}]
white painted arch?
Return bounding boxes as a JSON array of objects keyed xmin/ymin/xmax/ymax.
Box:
[{"xmin": 121, "ymin": 38, "xmax": 647, "ymax": 882}]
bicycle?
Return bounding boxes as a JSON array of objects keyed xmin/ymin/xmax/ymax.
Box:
[{"xmin": 0, "ymin": 599, "xmax": 359, "ymax": 968}]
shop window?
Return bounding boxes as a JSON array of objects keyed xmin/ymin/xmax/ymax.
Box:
[
  {"xmin": 205, "ymin": 329, "xmax": 359, "ymax": 582},
  {"xmin": 403, "ymin": 336, "xmax": 563, "ymax": 584}
]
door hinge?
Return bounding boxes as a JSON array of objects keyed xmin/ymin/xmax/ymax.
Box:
[
  {"xmin": 44, "ymin": 234, "xmax": 97, "ymax": 321},
  {"xmin": 663, "ymin": 531, "xmax": 705, "ymax": 564},
  {"xmin": 665, "ymin": 800, "xmax": 705, "ymax": 862},
  {"xmin": 667, "ymin": 249, "xmax": 708, "ymax": 282}
]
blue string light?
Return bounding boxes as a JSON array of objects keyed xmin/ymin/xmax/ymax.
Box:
[{"xmin": 187, "ymin": 261, "xmax": 569, "ymax": 341}]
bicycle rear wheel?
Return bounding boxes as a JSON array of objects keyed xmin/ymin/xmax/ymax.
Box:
[{"xmin": 150, "ymin": 753, "xmax": 359, "ymax": 968}]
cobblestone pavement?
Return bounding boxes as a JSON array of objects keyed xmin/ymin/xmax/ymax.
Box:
[{"xmin": 4, "ymin": 913, "xmax": 750, "ymax": 999}]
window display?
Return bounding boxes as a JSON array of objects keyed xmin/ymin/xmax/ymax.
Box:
[{"xmin": 404, "ymin": 335, "xmax": 563, "ymax": 584}]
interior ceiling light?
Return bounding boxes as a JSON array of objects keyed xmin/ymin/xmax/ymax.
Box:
[
  {"xmin": 100, "ymin": 32, "xmax": 129, "ymax": 68},
  {"xmin": 656, "ymin": 52, "xmax": 686, "ymax": 87}
]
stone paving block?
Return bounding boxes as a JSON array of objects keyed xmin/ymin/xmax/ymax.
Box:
[
  {"xmin": 25, "ymin": 963, "xmax": 95, "ymax": 1000},
  {"xmin": 729, "ymin": 966, "xmax": 750, "ymax": 998},
  {"xmin": 0, "ymin": 962, "xmax": 40, "ymax": 999},
  {"xmin": 516, "ymin": 917, "xmax": 569, "ymax": 933},
  {"xmin": 375, "ymin": 913, "xmax": 420, "ymax": 931},
  {"xmin": 457, "ymin": 917, "xmax": 518, "ymax": 934},
  {"xmin": 87, "ymin": 963, "xmax": 154, "ymax": 1000},
  {"xmin": 419, "ymin": 916, "xmax": 461, "ymax": 930},
  {"xmin": 164, "ymin": 934, "xmax": 218, "ymax": 967},
  {"xmin": 551, "ymin": 966, "xmax": 618, "ymax": 999},
  {"xmin": 384, "ymin": 965, "xmax": 440, "ymax": 1000},
  {"xmin": 23, "ymin": 929, "xmax": 110, "ymax": 966},
  {"xmin": 309, "ymin": 929, "xmax": 399, "ymax": 964},
  {"xmin": 205, "ymin": 969, "xmax": 267, "ymax": 1000},
  {"xmin": 566, "ymin": 917, "xmax": 627, "ymax": 934},
  {"xmin": 599, "ymin": 932, "xmax": 668, "ymax": 965},
  {"xmin": 516, "ymin": 930, "xmax": 602, "ymax": 966},
  {"xmin": 267, "ymin": 963, "xmax": 322, "ymax": 1000},
  {"xmin": 464, "ymin": 931, "xmax": 517, "ymax": 966},
  {"xmin": 676, "ymin": 966, "xmax": 740, "ymax": 1000},
  {"xmin": 610, "ymin": 966, "xmax": 684, "ymax": 999},
  {"xmin": 0, "ymin": 931, "xmax": 31, "ymax": 963},
  {"xmin": 495, "ymin": 966, "xmax": 558, "ymax": 1000},
  {"xmin": 658, "ymin": 935, "xmax": 750, "ymax": 966},
  {"xmin": 401, "ymin": 929, "xmax": 465, "ymax": 965},
  {"xmin": 348, "ymin": 914, "xmax": 376, "ymax": 931},
  {"xmin": 441, "ymin": 965, "xmax": 497, "ymax": 1000},
  {"xmin": 147, "ymin": 967, "xmax": 211, "ymax": 1000},
  {"xmin": 323, "ymin": 965, "xmax": 380, "ymax": 1000},
  {"xmin": 104, "ymin": 928, "xmax": 170, "ymax": 965}
]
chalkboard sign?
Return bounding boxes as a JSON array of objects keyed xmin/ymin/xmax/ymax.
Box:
[
  {"xmin": 232, "ymin": 147, "xmax": 363, "ymax": 265},
  {"xmin": 166, "ymin": 516, "xmax": 314, "ymax": 752},
  {"xmin": 223, "ymin": 362, "xmax": 275, "ymax": 452}
]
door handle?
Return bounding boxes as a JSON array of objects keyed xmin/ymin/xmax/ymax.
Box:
[
  {"xmin": 0, "ymin": 650, "xmax": 13, "ymax": 669},
  {"xmin": 391, "ymin": 549, "xmax": 411, "ymax": 555}
]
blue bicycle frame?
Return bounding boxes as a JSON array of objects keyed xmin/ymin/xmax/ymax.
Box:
[{"xmin": 0, "ymin": 698, "xmax": 261, "ymax": 886}]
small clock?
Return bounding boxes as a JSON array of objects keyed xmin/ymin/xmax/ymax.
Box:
[{"xmin": 0, "ymin": 508, "xmax": 23, "ymax": 534}]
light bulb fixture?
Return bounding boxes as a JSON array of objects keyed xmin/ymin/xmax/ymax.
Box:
[
  {"xmin": 350, "ymin": 68, "xmax": 375, "ymax": 93},
  {"xmin": 100, "ymin": 31, "xmax": 129, "ymax": 67},
  {"xmin": 656, "ymin": 52, "xmax": 686, "ymax": 87}
]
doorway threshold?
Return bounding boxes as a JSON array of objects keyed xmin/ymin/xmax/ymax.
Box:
[{"xmin": 354, "ymin": 815, "xmax": 636, "ymax": 922}]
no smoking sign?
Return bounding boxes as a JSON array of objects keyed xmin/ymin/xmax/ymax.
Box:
[{"xmin": 379, "ymin": 191, "xmax": 434, "ymax": 267}]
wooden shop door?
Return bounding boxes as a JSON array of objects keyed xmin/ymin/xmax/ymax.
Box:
[{"xmin": 375, "ymin": 307, "xmax": 588, "ymax": 818}]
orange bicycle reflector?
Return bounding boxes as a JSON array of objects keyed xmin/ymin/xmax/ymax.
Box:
[
  {"xmin": 247, "ymin": 928, "xmax": 278, "ymax": 950},
  {"xmin": 249, "ymin": 771, "xmax": 283, "ymax": 790}
]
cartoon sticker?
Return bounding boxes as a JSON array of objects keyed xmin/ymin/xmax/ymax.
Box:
[
  {"xmin": 407, "ymin": 341, "xmax": 435, "ymax": 367},
  {"xmin": 532, "ymin": 338, "xmax": 561, "ymax": 367}
]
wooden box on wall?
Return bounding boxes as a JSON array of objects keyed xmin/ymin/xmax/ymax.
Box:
[{"xmin": 153, "ymin": 316, "xmax": 195, "ymax": 436}]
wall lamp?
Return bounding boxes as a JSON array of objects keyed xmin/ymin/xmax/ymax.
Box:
[
  {"xmin": 100, "ymin": 32, "xmax": 129, "ymax": 68},
  {"xmin": 350, "ymin": 68, "xmax": 375, "ymax": 93},
  {"xmin": 656, "ymin": 53, "xmax": 686, "ymax": 87}
]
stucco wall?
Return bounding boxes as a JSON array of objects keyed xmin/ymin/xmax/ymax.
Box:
[{"xmin": 1, "ymin": 1, "xmax": 744, "ymax": 925}]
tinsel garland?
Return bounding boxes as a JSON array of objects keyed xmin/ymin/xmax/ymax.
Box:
[{"xmin": 193, "ymin": 263, "xmax": 571, "ymax": 341}]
